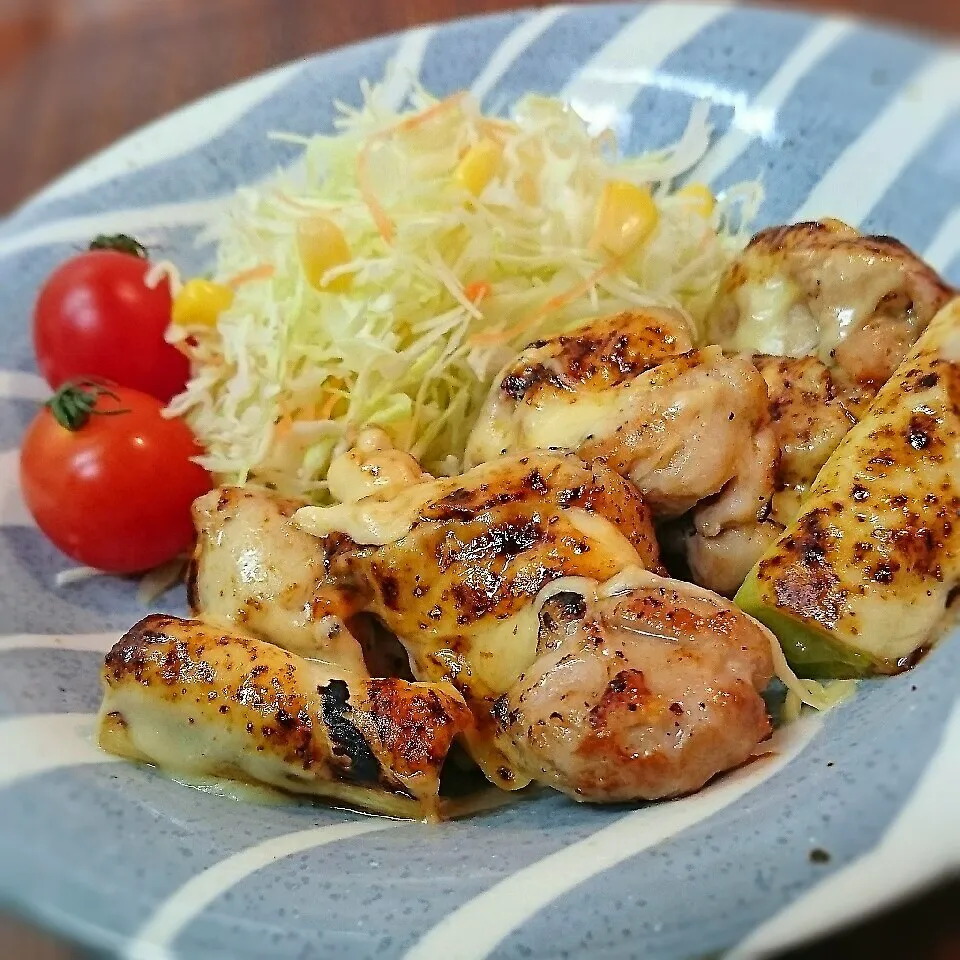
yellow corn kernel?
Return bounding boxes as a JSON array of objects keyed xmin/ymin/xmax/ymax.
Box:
[
  {"xmin": 171, "ymin": 279, "xmax": 234, "ymax": 328},
  {"xmin": 591, "ymin": 181, "xmax": 659, "ymax": 257},
  {"xmin": 297, "ymin": 216, "xmax": 352, "ymax": 292},
  {"xmin": 454, "ymin": 138, "xmax": 503, "ymax": 196},
  {"xmin": 676, "ymin": 182, "xmax": 716, "ymax": 218}
]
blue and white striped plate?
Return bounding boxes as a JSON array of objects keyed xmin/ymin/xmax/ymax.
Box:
[{"xmin": 1, "ymin": 5, "xmax": 958, "ymax": 958}]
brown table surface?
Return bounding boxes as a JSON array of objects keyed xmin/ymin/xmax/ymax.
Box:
[{"xmin": 2, "ymin": 0, "xmax": 959, "ymax": 957}]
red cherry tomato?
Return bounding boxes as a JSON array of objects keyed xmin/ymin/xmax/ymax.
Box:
[
  {"xmin": 20, "ymin": 381, "xmax": 211, "ymax": 573},
  {"xmin": 33, "ymin": 236, "xmax": 189, "ymax": 403}
]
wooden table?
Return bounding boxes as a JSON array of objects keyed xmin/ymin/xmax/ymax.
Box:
[
  {"xmin": 2, "ymin": 0, "xmax": 959, "ymax": 212},
  {"xmin": 1, "ymin": 0, "xmax": 959, "ymax": 957}
]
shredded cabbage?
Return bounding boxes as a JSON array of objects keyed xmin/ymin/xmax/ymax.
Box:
[
  {"xmin": 168, "ymin": 80, "xmax": 760, "ymax": 500},
  {"xmin": 767, "ymin": 631, "xmax": 857, "ymax": 719}
]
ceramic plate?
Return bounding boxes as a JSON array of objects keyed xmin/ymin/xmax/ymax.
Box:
[{"xmin": 1, "ymin": 4, "xmax": 959, "ymax": 958}]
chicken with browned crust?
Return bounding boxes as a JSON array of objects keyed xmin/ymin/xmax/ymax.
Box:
[
  {"xmin": 705, "ymin": 219, "xmax": 953, "ymax": 389},
  {"xmin": 189, "ymin": 486, "xmax": 368, "ymax": 672},
  {"xmin": 296, "ymin": 449, "xmax": 664, "ymax": 790},
  {"xmin": 98, "ymin": 614, "xmax": 472, "ymax": 819},
  {"xmin": 685, "ymin": 353, "xmax": 873, "ymax": 594},
  {"xmin": 464, "ymin": 310, "xmax": 780, "ymax": 592},
  {"xmin": 494, "ymin": 568, "xmax": 775, "ymax": 801}
]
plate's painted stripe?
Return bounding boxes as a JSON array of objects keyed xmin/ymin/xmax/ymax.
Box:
[
  {"xmin": 25, "ymin": 62, "xmax": 306, "ymax": 211},
  {"xmin": 0, "ymin": 449, "xmax": 34, "ymax": 527},
  {"xmin": 791, "ymin": 53, "xmax": 960, "ymax": 225},
  {"xmin": 857, "ymin": 116, "xmax": 960, "ymax": 251},
  {"xmin": 126, "ymin": 819, "xmax": 400, "ymax": 960},
  {"xmin": 691, "ymin": 18, "xmax": 853, "ymax": 186},
  {"xmin": 0, "ymin": 372, "xmax": 47, "ymax": 401},
  {"xmin": 403, "ymin": 713, "xmax": 823, "ymax": 960},
  {"xmin": 560, "ymin": 2, "xmax": 731, "ymax": 128},
  {"xmin": 924, "ymin": 205, "xmax": 960, "ymax": 273},
  {"xmin": 0, "ymin": 198, "xmax": 226, "ymax": 261},
  {"xmin": 381, "ymin": 25, "xmax": 435, "ymax": 109},
  {"xmin": 727, "ymin": 698, "xmax": 960, "ymax": 960},
  {"xmin": 0, "ymin": 632, "xmax": 117, "ymax": 654},
  {"xmin": 0, "ymin": 713, "xmax": 116, "ymax": 790},
  {"xmin": 470, "ymin": 7, "xmax": 570, "ymax": 105}
]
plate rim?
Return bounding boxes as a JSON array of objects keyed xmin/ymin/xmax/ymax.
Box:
[{"xmin": 0, "ymin": 3, "xmax": 957, "ymax": 958}]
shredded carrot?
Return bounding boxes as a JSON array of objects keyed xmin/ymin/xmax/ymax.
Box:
[
  {"xmin": 396, "ymin": 92, "xmax": 469, "ymax": 134},
  {"xmin": 477, "ymin": 117, "xmax": 520, "ymax": 142},
  {"xmin": 468, "ymin": 254, "xmax": 626, "ymax": 348},
  {"xmin": 464, "ymin": 280, "xmax": 491, "ymax": 303},
  {"xmin": 273, "ymin": 414, "xmax": 294, "ymax": 438},
  {"xmin": 226, "ymin": 263, "xmax": 275, "ymax": 288},
  {"xmin": 356, "ymin": 146, "xmax": 396, "ymax": 244},
  {"xmin": 356, "ymin": 93, "xmax": 470, "ymax": 245},
  {"xmin": 317, "ymin": 391, "xmax": 339, "ymax": 420}
]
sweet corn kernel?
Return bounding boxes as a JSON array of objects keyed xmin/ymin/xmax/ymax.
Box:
[
  {"xmin": 171, "ymin": 279, "xmax": 234, "ymax": 328},
  {"xmin": 297, "ymin": 217, "xmax": 352, "ymax": 293},
  {"xmin": 591, "ymin": 180, "xmax": 659, "ymax": 257},
  {"xmin": 676, "ymin": 182, "xmax": 716, "ymax": 218},
  {"xmin": 454, "ymin": 138, "xmax": 503, "ymax": 197}
]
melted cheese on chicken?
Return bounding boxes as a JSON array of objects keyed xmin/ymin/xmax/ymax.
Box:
[
  {"xmin": 189, "ymin": 487, "xmax": 368, "ymax": 673},
  {"xmin": 742, "ymin": 297, "xmax": 960, "ymax": 669},
  {"xmin": 98, "ymin": 615, "xmax": 472, "ymax": 819},
  {"xmin": 465, "ymin": 307, "xmax": 693, "ymax": 467},
  {"xmin": 326, "ymin": 427, "xmax": 431, "ymax": 503},
  {"xmin": 706, "ymin": 220, "xmax": 953, "ymax": 386},
  {"xmin": 493, "ymin": 567, "xmax": 775, "ymax": 801},
  {"xmin": 303, "ymin": 451, "xmax": 665, "ymax": 789},
  {"xmin": 467, "ymin": 319, "xmax": 777, "ymax": 526}
]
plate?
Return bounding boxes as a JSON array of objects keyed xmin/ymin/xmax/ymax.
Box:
[{"xmin": 1, "ymin": 5, "xmax": 959, "ymax": 958}]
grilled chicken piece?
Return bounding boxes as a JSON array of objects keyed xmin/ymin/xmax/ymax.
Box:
[
  {"xmin": 465, "ymin": 307, "xmax": 693, "ymax": 468},
  {"xmin": 684, "ymin": 521, "xmax": 784, "ymax": 597},
  {"xmin": 189, "ymin": 487, "xmax": 368, "ymax": 674},
  {"xmin": 738, "ymin": 297, "xmax": 960, "ymax": 675},
  {"xmin": 579, "ymin": 347, "xmax": 777, "ymax": 529},
  {"xmin": 754, "ymin": 354, "xmax": 870, "ymax": 490},
  {"xmin": 464, "ymin": 311, "xmax": 779, "ymax": 594},
  {"xmin": 466, "ymin": 312, "xmax": 778, "ymax": 527},
  {"xmin": 705, "ymin": 220, "xmax": 953, "ymax": 388},
  {"xmin": 98, "ymin": 615, "xmax": 472, "ymax": 819},
  {"xmin": 295, "ymin": 451, "xmax": 664, "ymax": 789},
  {"xmin": 493, "ymin": 568, "xmax": 775, "ymax": 801},
  {"xmin": 684, "ymin": 355, "xmax": 874, "ymax": 595}
]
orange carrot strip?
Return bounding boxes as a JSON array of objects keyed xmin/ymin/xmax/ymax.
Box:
[
  {"xmin": 356, "ymin": 145, "xmax": 396, "ymax": 244},
  {"xmin": 356, "ymin": 93, "xmax": 470, "ymax": 245},
  {"xmin": 394, "ymin": 92, "xmax": 468, "ymax": 134},
  {"xmin": 273, "ymin": 414, "xmax": 294, "ymax": 438},
  {"xmin": 226, "ymin": 264, "xmax": 275, "ymax": 288},
  {"xmin": 464, "ymin": 280, "xmax": 491, "ymax": 303},
  {"xmin": 317, "ymin": 392, "xmax": 339, "ymax": 420},
  {"xmin": 468, "ymin": 254, "xmax": 625, "ymax": 348}
]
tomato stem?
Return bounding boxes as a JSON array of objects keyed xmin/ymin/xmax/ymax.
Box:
[
  {"xmin": 46, "ymin": 380, "xmax": 130, "ymax": 431},
  {"xmin": 88, "ymin": 234, "xmax": 148, "ymax": 259}
]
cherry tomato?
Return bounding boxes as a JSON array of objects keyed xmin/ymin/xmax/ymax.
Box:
[
  {"xmin": 33, "ymin": 235, "xmax": 189, "ymax": 403},
  {"xmin": 20, "ymin": 381, "xmax": 211, "ymax": 573}
]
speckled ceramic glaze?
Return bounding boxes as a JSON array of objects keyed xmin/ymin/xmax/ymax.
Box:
[{"xmin": 1, "ymin": 5, "xmax": 958, "ymax": 958}]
